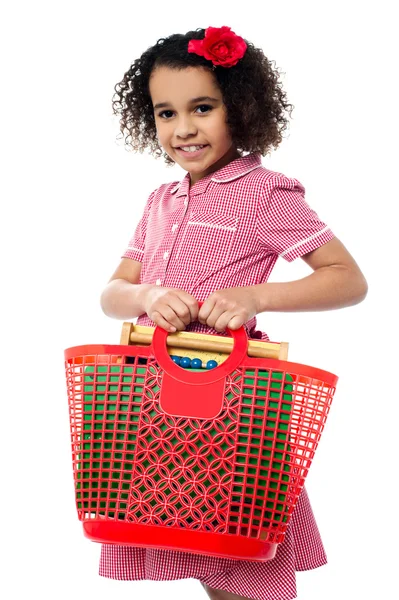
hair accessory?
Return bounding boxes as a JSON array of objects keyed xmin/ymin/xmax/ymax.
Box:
[{"xmin": 188, "ymin": 26, "xmax": 247, "ymax": 68}]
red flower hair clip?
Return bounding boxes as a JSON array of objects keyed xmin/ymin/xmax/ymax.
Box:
[{"xmin": 188, "ymin": 26, "xmax": 247, "ymax": 68}]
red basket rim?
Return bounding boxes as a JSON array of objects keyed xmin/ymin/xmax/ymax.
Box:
[{"xmin": 64, "ymin": 343, "xmax": 338, "ymax": 387}]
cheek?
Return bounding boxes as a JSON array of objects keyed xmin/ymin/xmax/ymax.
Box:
[
  {"xmin": 156, "ymin": 121, "xmax": 171, "ymax": 141},
  {"xmin": 213, "ymin": 124, "xmax": 232, "ymax": 145},
  {"xmin": 155, "ymin": 125, "xmax": 167, "ymax": 145}
]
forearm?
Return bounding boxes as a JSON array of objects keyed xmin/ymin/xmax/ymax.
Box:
[
  {"xmin": 100, "ymin": 279, "xmax": 154, "ymax": 320},
  {"xmin": 254, "ymin": 265, "xmax": 368, "ymax": 313}
]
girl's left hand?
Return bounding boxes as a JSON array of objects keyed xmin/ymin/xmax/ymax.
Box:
[{"xmin": 197, "ymin": 287, "xmax": 259, "ymax": 332}]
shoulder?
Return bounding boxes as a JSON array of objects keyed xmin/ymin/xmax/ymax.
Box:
[
  {"xmin": 139, "ymin": 180, "xmax": 182, "ymax": 213},
  {"xmin": 147, "ymin": 180, "xmax": 182, "ymax": 202},
  {"xmin": 217, "ymin": 160, "xmax": 305, "ymax": 203},
  {"xmin": 241, "ymin": 165, "xmax": 306, "ymax": 198}
]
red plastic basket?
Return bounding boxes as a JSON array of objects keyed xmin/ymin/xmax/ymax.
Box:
[{"xmin": 64, "ymin": 314, "xmax": 337, "ymax": 562}]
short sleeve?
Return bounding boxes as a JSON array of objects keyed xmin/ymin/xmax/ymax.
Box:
[
  {"xmin": 256, "ymin": 175, "xmax": 335, "ymax": 262},
  {"xmin": 121, "ymin": 188, "xmax": 157, "ymax": 261}
]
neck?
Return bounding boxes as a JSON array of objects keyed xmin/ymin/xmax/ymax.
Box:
[{"xmin": 189, "ymin": 147, "xmax": 241, "ymax": 187}]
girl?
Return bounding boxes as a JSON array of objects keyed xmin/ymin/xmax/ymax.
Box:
[{"xmin": 100, "ymin": 26, "xmax": 367, "ymax": 600}]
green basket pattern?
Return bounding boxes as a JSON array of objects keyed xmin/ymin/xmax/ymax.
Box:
[{"xmin": 76, "ymin": 358, "xmax": 294, "ymax": 539}]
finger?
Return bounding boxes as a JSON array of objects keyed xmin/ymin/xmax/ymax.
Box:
[
  {"xmin": 152, "ymin": 312, "xmax": 177, "ymax": 332},
  {"xmin": 207, "ymin": 308, "xmax": 229, "ymax": 332},
  {"xmin": 198, "ymin": 299, "xmax": 214, "ymax": 324},
  {"xmin": 162, "ymin": 305, "xmax": 190, "ymax": 330},
  {"xmin": 173, "ymin": 291, "xmax": 199, "ymax": 324},
  {"xmin": 227, "ymin": 315, "xmax": 244, "ymax": 331},
  {"xmin": 212, "ymin": 317, "xmax": 228, "ymax": 332},
  {"xmin": 185, "ymin": 297, "xmax": 199, "ymax": 323},
  {"xmin": 169, "ymin": 294, "xmax": 198, "ymax": 326},
  {"xmin": 213, "ymin": 311, "xmax": 243, "ymax": 333}
]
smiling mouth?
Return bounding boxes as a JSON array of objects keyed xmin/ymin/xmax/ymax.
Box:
[{"xmin": 175, "ymin": 145, "xmax": 209, "ymax": 156}]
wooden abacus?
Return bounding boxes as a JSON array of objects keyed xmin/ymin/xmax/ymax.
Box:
[{"xmin": 120, "ymin": 323, "xmax": 289, "ymax": 366}]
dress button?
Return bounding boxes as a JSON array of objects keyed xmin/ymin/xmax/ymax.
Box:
[
  {"xmin": 156, "ymin": 279, "xmax": 161, "ymax": 285},
  {"xmin": 172, "ymin": 224, "xmax": 178, "ymax": 233},
  {"xmin": 163, "ymin": 251, "xmax": 169, "ymax": 259}
]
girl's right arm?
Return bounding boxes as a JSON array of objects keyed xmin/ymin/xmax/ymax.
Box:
[
  {"xmin": 100, "ymin": 258, "xmax": 199, "ymax": 331},
  {"xmin": 100, "ymin": 258, "xmax": 153, "ymax": 320}
]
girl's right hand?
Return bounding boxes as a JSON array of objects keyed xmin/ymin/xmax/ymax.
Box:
[{"xmin": 141, "ymin": 286, "xmax": 199, "ymax": 332}]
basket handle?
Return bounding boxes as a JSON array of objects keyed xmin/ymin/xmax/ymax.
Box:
[{"xmin": 151, "ymin": 301, "xmax": 249, "ymax": 384}]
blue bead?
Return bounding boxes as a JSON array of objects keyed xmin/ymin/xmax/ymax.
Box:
[
  {"xmin": 170, "ymin": 355, "xmax": 181, "ymax": 365},
  {"xmin": 206, "ymin": 360, "xmax": 218, "ymax": 370},
  {"xmin": 180, "ymin": 357, "xmax": 192, "ymax": 369},
  {"xmin": 191, "ymin": 358, "xmax": 202, "ymax": 369}
]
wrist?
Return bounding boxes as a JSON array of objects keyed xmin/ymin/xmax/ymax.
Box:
[
  {"xmin": 252, "ymin": 283, "xmax": 268, "ymax": 314},
  {"xmin": 136, "ymin": 283, "xmax": 156, "ymax": 315}
]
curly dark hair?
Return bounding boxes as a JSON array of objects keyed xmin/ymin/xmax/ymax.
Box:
[{"xmin": 112, "ymin": 28, "xmax": 294, "ymax": 166}]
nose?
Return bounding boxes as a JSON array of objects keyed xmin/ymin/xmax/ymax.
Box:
[{"xmin": 175, "ymin": 114, "xmax": 197, "ymax": 139}]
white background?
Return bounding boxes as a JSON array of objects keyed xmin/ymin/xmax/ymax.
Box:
[{"xmin": 2, "ymin": 1, "xmax": 397, "ymax": 599}]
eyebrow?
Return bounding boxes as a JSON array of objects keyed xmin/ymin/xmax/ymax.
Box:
[{"xmin": 153, "ymin": 96, "xmax": 220, "ymax": 110}]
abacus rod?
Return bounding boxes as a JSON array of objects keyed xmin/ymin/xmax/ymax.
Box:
[{"xmin": 128, "ymin": 331, "xmax": 284, "ymax": 360}]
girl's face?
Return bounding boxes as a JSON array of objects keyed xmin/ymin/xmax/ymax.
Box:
[{"xmin": 149, "ymin": 66, "xmax": 240, "ymax": 186}]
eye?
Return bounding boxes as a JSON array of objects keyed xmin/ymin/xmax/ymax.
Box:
[
  {"xmin": 195, "ymin": 104, "xmax": 212, "ymax": 114},
  {"xmin": 157, "ymin": 104, "xmax": 213, "ymax": 119},
  {"xmin": 158, "ymin": 110, "xmax": 174, "ymax": 119}
]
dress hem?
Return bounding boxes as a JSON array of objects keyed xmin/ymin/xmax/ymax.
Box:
[
  {"xmin": 98, "ymin": 556, "xmax": 327, "ymax": 581},
  {"xmin": 294, "ymin": 553, "xmax": 327, "ymax": 572}
]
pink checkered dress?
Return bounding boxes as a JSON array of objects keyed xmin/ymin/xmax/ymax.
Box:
[{"xmin": 99, "ymin": 153, "xmax": 334, "ymax": 599}]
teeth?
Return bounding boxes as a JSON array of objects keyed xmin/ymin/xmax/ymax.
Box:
[{"xmin": 180, "ymin": 145, "xmax": 204, "ymax": 152}]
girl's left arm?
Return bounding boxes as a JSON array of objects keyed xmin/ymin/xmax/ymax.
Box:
[{"xmin": 254, "ymin": 237, "xmax": 368, "ymax": 313}]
